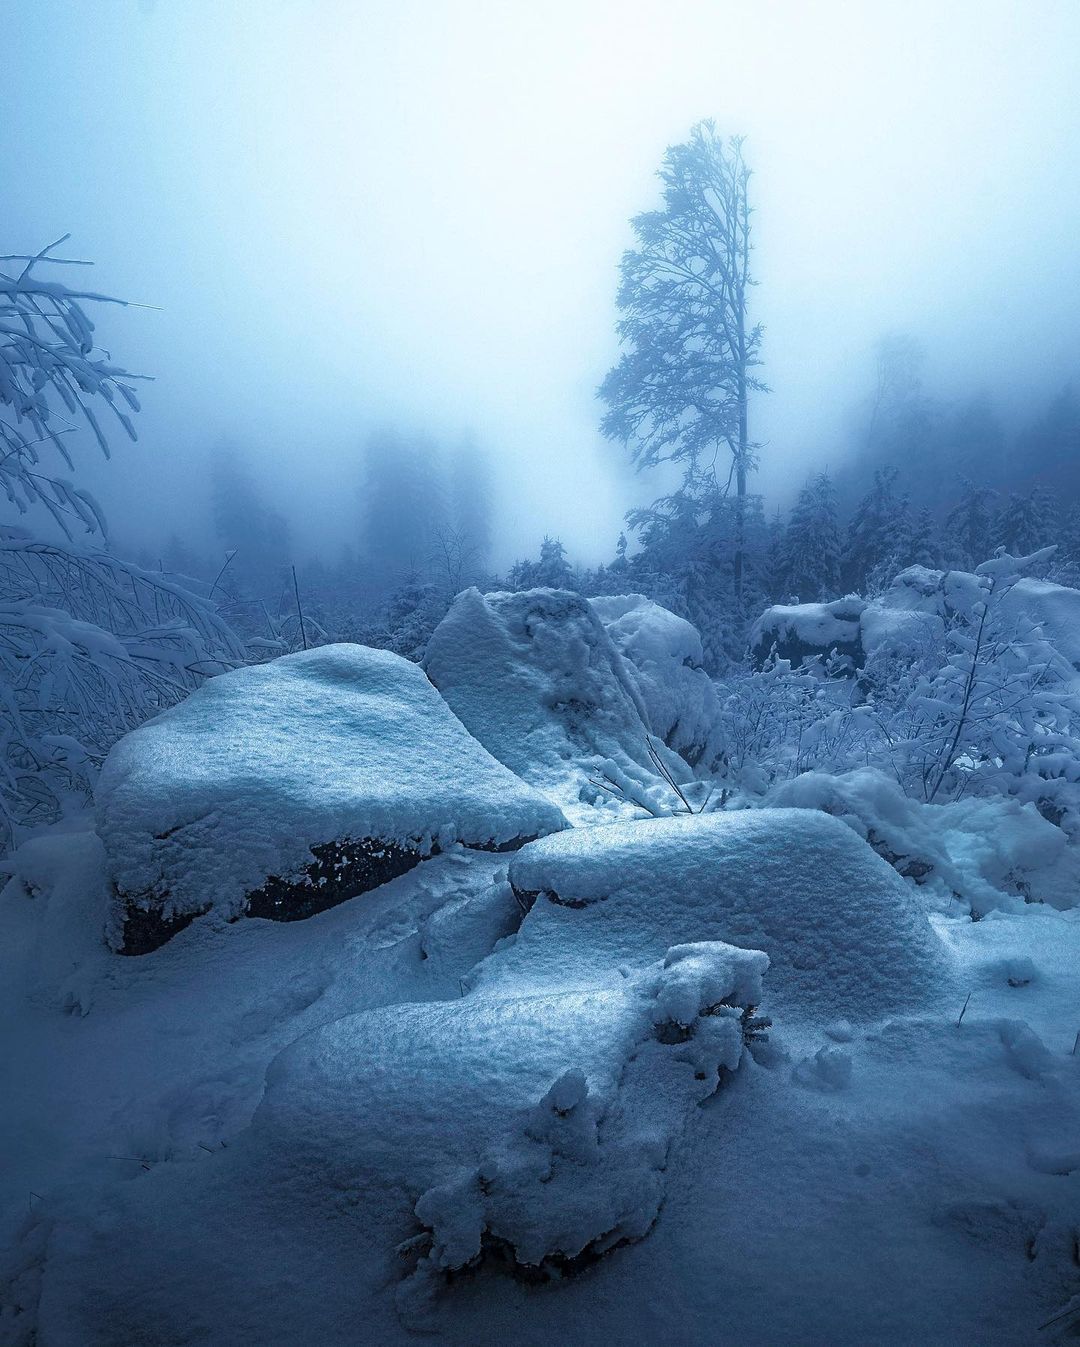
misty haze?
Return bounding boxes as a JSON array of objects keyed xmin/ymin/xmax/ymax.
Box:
[{"xmin": 2, "ymin": 3, "xmax": 1080, "ymax": 1344}]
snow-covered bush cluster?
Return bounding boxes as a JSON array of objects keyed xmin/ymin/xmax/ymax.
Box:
[
  {"xmin": 0, "ymin": 531, "xmax": 243, "ymax": 852},
  {"xmin": 705, "ymin": 550, "xmax": 1080, "ymax": 914},
  {"xmin": 0, "ymin": 244, "xmax": 252, "ymax": 854}
]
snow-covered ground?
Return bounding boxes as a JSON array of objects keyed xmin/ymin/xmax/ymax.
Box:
[
  {"xmin": 3, "ymin": 813, "xmax": 1079, "ymax": 1344},
  {"xmin": 3, "ymin": 596, "xmax": 1080, "ymax": 1345}
]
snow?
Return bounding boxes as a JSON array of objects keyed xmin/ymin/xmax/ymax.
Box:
[
  {"xmin": 506, "ymin": 808, "xmax": 951, "ymax": 1022},
  {"xmin": 95, "ymin": 643, "xmax": 566, "ymax": 943},
  {"xmin": 3, "ymin": 809, "xmax": 1080, "ymax": 1344},
  {"xmin": 424, "ymin": 587, "xmax": 695, "ymax": 821},
  {"xmin": 5, "ymin": 601, "xmax": 1080, "ymax": 1344},
  {"xmin": 749, "ymin": 596, "xmax": 866, "ymax": 666},
  {"xmin": 770, "ymin": 766, "xmax": 1080, "ymax": 915},
  {"xmin": 589, "ymin": 593, "xmax": 726, "ymax": 770}
]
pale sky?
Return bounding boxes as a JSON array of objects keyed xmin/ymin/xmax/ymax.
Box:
[{"xmin": 5, "ymin": 0, "xmax": 1080, "ymax": 565}]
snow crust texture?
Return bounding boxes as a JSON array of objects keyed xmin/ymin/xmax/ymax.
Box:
[
  {"xmin": 508, "ymin": 807, "xmax": 951, "ymax": 1021},
  {"xmin": 95, "ymin": 643, "xmax": 566, "ymax": 944}
]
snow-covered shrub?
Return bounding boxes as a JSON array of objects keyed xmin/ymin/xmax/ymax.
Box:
[
  {"xmin": 729, "ymin": 550, "xmax": 1080, "ymax": 910},
  {"xmin": 0, "ymin": 241, "xmax": 250, "ymax": 850},
  {"xmin": 0, "ymin": 531, "xmax": 244, "ymax": 851},
  {"xmin": 715, "ymin": 653, "xmax": 864, "ymax": 790},
  {"xmin": 732, "ymin": 550, "xmax": 1080, "ymax": 823},
  {"xmin": 858, "ymin": 549, "xmax": 1080, "ymax": 811}
]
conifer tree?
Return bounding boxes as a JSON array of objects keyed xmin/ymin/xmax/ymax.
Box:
[
  {"xmin": 780, "ymin": 471, "xmax": 841, "ymax": 600},
  {"xmin": 843, "ymin": 467, "xmax": 909, "ymax": 593},
  {"xmin": 943, "ymin": 481, "xmax": 997, "ymax": 568}
]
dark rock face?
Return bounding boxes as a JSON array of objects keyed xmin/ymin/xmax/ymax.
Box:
[
  {"xmin": 117, "ymin": 902, "xmax": 206, "ymax": 956},
  {"xmin": 245, "ymin": 837, "xmax": 429, "ymax": 922},
  {"xmin": 117, "ymin": 831, "xmax": 545, "ymax": 952},
  {"xmin": 749, "ymin": 598, "xmax": 867, "ymax": 673}
]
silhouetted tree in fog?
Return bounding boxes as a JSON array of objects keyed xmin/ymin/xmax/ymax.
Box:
[
  {"xmin": 600, "ymin": 122, "xmax": 766, "ymax": 638},
  {"xmin": 359, "ymin": 429, "xmax": 447, "ymax": 595}
]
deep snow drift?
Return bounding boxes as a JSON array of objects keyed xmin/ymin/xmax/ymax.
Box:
[{"xmin": 96, "ymin": 643, "xmax": 566, "ymax": 950}]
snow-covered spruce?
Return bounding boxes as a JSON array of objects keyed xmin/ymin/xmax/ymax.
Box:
[
  {"xmin": 506, "ymin": 808, "xmax": 951, "ymax": 1022},
  {"xmin": 424, "ymin": 586, "xmax": 697, "ymax": 821},
  {"xmin": 96, "ymin": 644, "xmax": 566, "ymax": 952}
]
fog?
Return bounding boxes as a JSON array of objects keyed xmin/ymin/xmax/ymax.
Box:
[{"xmin": 6, "ymin": 0, "xmax": 1080, "ymax": 570}]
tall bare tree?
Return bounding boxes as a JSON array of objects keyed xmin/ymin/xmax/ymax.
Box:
[{"xmin": 600, "ymin": 122, "xmax": 765, "ymax": 628}]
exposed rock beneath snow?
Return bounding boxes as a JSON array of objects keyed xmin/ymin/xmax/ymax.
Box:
[
  {"xmin": 749, "ymin": 596, "xmax": 866, "ymax": 671},
  {"xmin": 96, "ymin": 643, "xmax": 566, "ymax": 951}
]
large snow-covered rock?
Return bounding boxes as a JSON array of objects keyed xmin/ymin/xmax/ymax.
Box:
[
  {"xmin": 96, "ymin": 644, "xmax": 566, "ymax": 951},
  {"xmin": 749, "ymin": 597, "xmax": 866, "ymax": 670},
  {"xmin": 507, "ymin": 808, "xmax": 951, "ymax": 1021},
  {"xmin": 260, "ymin": 936, "xmax": 766, "ymax": 1320},
  {"xmin": 424, "ymin": 587, "xmax": 695, "ymax": 820},
  {"xmin": 753, "ymin": 567, "xmax": 1080, "ymax": 678},
  {"xmin": 589, "ymin": 594, "xmax": 726, "ymax": 770}
]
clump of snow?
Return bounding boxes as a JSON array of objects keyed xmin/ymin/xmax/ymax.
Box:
[
  {"xmin": 507, "ymin": 808, "xmax": 950, "ymax": 1022},
  {"xmin": 424, "ymin": 587, "xmax": 694, "ymax": 821},
  {"xmin": 769, "ymin": 767, "xmax": 1080, "ymax": 915},
  {"xmin": 96, "ymin": 643, "xmax": 566, "ymax": 946},
  {"xmin": 793, "ymin": 1043, "xmax": 853, "ymax": 1091},
  {"xmin": 749, "ymin": 597, "xmax": 866, "ymax": 669},
  {"xmin": 589, "ymin": 594, "xmax": 727, "ymax": 770}
]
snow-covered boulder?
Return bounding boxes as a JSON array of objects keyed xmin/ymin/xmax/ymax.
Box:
[
  {"xmin": 589, "ymin": 594, "xmax": 726, "ymax": 770},
  {"xmin": 258, "ymin": 936, "xmax": 767, "ymax": 1319},
  {"xmin": 507, "ymin": 808, "xmax": 951, "ymax": 1021},
  {"xmin": 424, "ymin": 587, "xmax": 694, "ymax": 821},
  {"xmin": 749, "ymin": 597, "xmax": 866, "ymax": 670},
  {"xmin": 769, "ymin": 767, "xmax": 1080, "ymax": 915},
  {"xmin": 753, "ymin": 567, "xmax": 1080, "ymax": 679},
  {"xmin": 96, "ymin": 644, "xmax": 566, "ymax": 952},
  {"xmin": 870, "ymin": 564, "xmax": 1080, "ymax": 672}
]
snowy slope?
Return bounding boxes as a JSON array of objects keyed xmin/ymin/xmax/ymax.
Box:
[{"xmin": 95, "ymin": 643, "xmax": 566, "ymax": 948}]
